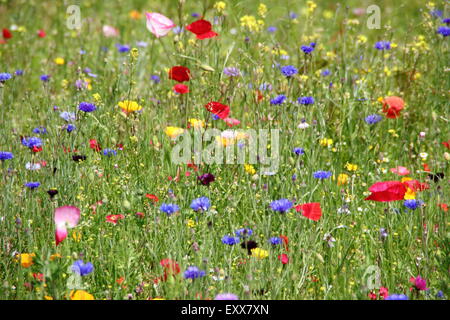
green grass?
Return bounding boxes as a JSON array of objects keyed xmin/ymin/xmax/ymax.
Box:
[{"xmin": 0, "ymin": 0, "xmax": 449, "ymax": 300}]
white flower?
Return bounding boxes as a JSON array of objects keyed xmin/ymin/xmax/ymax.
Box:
[
  {"xmin": 298, "ymin": 122, "xmax": 310, "ymax": 129},
  {"xmin": 25, "ymin": 162, "xmax": 41, "ymax": 170}
]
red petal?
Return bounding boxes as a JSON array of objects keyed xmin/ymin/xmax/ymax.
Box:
[{"xmin": 295, "ymin": 202, "xmax": 322, "ymax": 221}]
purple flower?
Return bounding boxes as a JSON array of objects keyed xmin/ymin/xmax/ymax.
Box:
[
  {"xmin": 437, "ymin": 26, "xmax": 450, "ymax": 37},
  {"xmin": 270, "ymin": 199, "xmax": 293, "ymax": 213},
  {"xmin": 214, "ymin": 293, "xmax": 239, "ymax": 300},
  {"xmin": 159, "ymin": 203, "xmax": 179, "ymax": 216},
  {"xmin": 223, "ymin": 67, "xmax": 241, "ymax": 77},
  {"xmin": 72, "ymin": 260, "xmax": 94, "ymax": 276},
  {"xmin": 410, "ymin": 275, "xmax": 428, "ymax": 291},
  {"xmin": 235, "ymin": 228, "xmax": 253, "ymax": 238},
  {"xmin": 404, "ymin": 199, "xmax": 423, "ymax": 210},
  {"xmin": 374, "ymin": 41, "xmax": 391, "ymax": 50},
  {"xmin": 385, "ymin": 294, "xmax": 408, "ymax": 300},
  {"xmin": 365, "ymin": 114, "xmax": 383, "ymax": 125},
  {"xmin": 40, "ymin": 74, "xmax": 50, "ymax": 82},
  {"xmin": 184, "ymin": 266, "xmax": 205, "ymax": 279},
  {"xmin": 269, "ymin": 237, "xmax": 282, "ymax": 245},
  {"xmin": 0, "ymin": 152, "xmax": 14, "ymax": 161},
  {"xmin": 150, "ymin": 75, "xmax": 160, "ymax": 84},
  {"xmin": 66, "ymin": 124, "xmax": 76, "ymax": 133},
  {"xmin": 21, "ymin": 137, "xmax": 42, "ymax": 149},
  {"xmin": 116, "ymin": 44, "xmax": 130, "ymax": 53},
  {"xmin": 0, "ymin": 72, "xmax": 12, "ymax": 82},
  {"xmin": 24, "ymin": 182, "xmax": 40, "ymax": 190},
  {"xmin": 102, "ymin": 149, "xmax": 117, "ymax": 156},
  {"xmin": 60, "ymin": 111, "xmax": 76, "ymax": 122},
  {"xmin": 298, "ymin": 96, "xmax": 314, "ymax": 105},
  {"xmin": 198, "ymin": 173, "xmax": 215, "ymax": 186},
  {"xmin": 270, "ymin": 94, "xmax": 287, "ymax": 105},
  {"xmin": 293, "ymin": 147, "xmax": 305, "ymax": 155},
  {"xmin": 301, "ymin": 45, "xmax": 314, "ymax": 54},
  {"xmin": 32, "ymin": 126, "xmax": 47, "ymax": 135},
  {"xmin": 267, "ymin": 26, "xmax": 277, "ymax": 33}
]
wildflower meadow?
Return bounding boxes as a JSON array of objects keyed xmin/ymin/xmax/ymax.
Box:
[{"xmin": 0, "ymin": 0, "xmax": 449, "ymax": 301}]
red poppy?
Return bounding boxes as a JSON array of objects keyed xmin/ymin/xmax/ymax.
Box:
[
  {"xmin": 32, "ymin": 146, "xmax": 42, "ymax": 153},
  {"xmin": 173, "ymin": 83, "xmax": 189, "ymax": 94},
  {"xmin": 381, "ymin": 96, "xmax": 404, "ymax": 119},
  {"xmin": 204, "ymin": 101, "xmax": 230, "ymax": 119},
  {"xmin": 160, "ymin": 258, "xmax": 180, "ymax": 281},
  {"xmin": 89, "ymin": 139, "xmax": 101, "ymax": 152},
  {"xmin": 364, "ymin": 181, "xmax": 406, "ymax": 202},
  {"xmin": 422, "ymin": 163, "xmax": 430, "ymax": 172},
  {"xmin": 279, "ymin": 234, "xmax": 289, "ymax": 251},
  {"xmin": 403, "ymin": 179, "xmax": 429, "ymax": 192},
  {"xmin": 295, "ymin": 202, "xmax": 322, "ymax": 221},
  {"xmin": 32, "ymin": 273, "xmax": 44, "ymax": 282},
  {"xmin": 37, "ymin": 29, "xmax": 46, "ymax": 38},
  {"xmin": 278, "ymin": 254, "xmax": 289, "ymax": 264},
  {"xmin": 168, "ymin": 66, "xmax": 190, "ymax": 82},
  {"xmin": 145, "ymin": 193, "xmax": 159, "ymax": 202},
  {"xmin": 442, "ymin": 140, "xmax": 450, "ymax": 150},
  {"xmin": 186, "ymin": 19, "xmax": 218, "ymax": 40},
  {"xmin": 187, "ymin": 162, "xmax": 199, "ymax": 171},
  {"xmin": 438, "ymin": 203, "xmax": 448, "ymax": 212},
  {"xmin": 106, "ymin": 214, "xmax": 125, "ymax": 224},
  {"xmin": 2, "ymin": 28, "xmax": 12, "ymax": 39},
  {"xmin": 368, "ymin": 292, "xmax": 377, "ymax": 300}
]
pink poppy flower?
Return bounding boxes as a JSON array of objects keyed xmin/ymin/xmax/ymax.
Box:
[
  {"xmin": 390, "ymin": 166, "xmax": 410, "ymax": 176},
  {"xmin": 145, "ymin": 12, "xmax": 175, "ymax": 38},
  {"xmin": 54, "ymin": 206, "xmax": 80, "ymax": 245},
  {"xmin": 102, "ymin": 25, "xmax": 119, "ymax": 37},
  {"xmin": 224, "ymin": 118, "xmax": 240, "ymax": 127}
]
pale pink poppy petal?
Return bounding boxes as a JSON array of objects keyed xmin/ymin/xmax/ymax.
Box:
[
  {"xmin": 224, "ymin": 118, "xmax": 240, "ymax": 127},
  {"xmin": 390, "ymin": 166, "xmax": 410, "ymax": 176},
  {"xmin": 145, "ymin": 12, "xmax": 175, "ymax": 38},
  {"xmin": 54, "ymin": 206, "xmax": 80, "ymax": 229},
  {"xmin": 102, "ymin": 25, "xmax": 119, "ymax": 37}
]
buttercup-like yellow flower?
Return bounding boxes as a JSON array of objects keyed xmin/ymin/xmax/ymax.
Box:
[
  {"xmin": 319, "ymin": 138, "xmax": 333, "ymax": 147},
  {"xmin": 258, "ymin": 4, "xmax": 267, "ymax": 18},
  {"xmin": 251, "ymin": 248, "xmax": 269, "ymax": 259},
  {"xmin": 54, "ymin": 57, "xmax": 65, "ymax": 65},
  {"xmin": 337, "ymin": 173, "xmax": 349, "ymax": 186},
  {"xmin": 188, "ymin": 118, "xmax": 205, "ymax": 129},
  {"xmin": 214, "ymin": 1, "xmax": 226, "ymax": 13},
  {"xmin": 20, "ymin": 253, "xmax": 35, "ymax": 268},
  {"xmin": 118, "ymin": 100, "xmax": 142, "ymax": 113},
  {"xmin": 345, "ymin": 163, "xmax": 358, "ymax": 172},
  {"xmin": 164, "ymin": 126, "xmax": 184, "ymax": 139},
  {"xmin": 70, "ymin": 290, "xmax": 95, "ymax": 300},
  {"xmin": 244, "ymin": 164, "xmax": 256, "ymax": 175}
]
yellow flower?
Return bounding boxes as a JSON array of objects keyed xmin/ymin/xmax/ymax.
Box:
[
  {"xmin": 130, "ymin": 48, "xmax": 139, "ymax": 60},
  {"xmin": 323, "ymin": 10, "xmax": 333, "ymax": 19},
  {"xmin": 188, "ymin": 118, "xmax": 205, "ymax": 129},
  {"xmin": 345, "ymin": 163, "xmax": 358, "ymax": 172},
  {"xmin": 307, "ymin": 1, "xmax": 317, "ymax": 14},
  {"xmin": 93, "ymin": 93, "xmax": 102, "ymax": 103},
  {"xmin": 258, "ymin": 4, "xmax": 268, "ymax": 18},
  {"xmin": 319, "ymin": 138, "xmax": 333, "ymax": 147},
  {"xmin": 404, "ymin": 188, "xmax": 416, "ymax": 200},
  {"xmin": 20, "ymin": 253, "xmax": 35, "ymax": 268},
  {"xmin": 44, "ymin": 296, "xmax": 53, "ymax": 300},
  {"xmin": 164, "ymin": 126, "xmax": 184, "ymax": 139},
  {"xmin": 70, "ymin": 290, "xmax": 95, "ymax": 300},
  {"xmin": 187, "ymin": 219, "xmax": 196, "ymax": 228},
  {"xmin": 118, "ymin": 100, "xmax": 142, "ymax": 113},
  {"xmin": 251, "ymin": 248, "xmax": 269, "ymax": 259},
  {"xmin": 357, "ymin": 35, "xmax": 367, "ymax": 44},
  {"xmin": 54, "ymin": 57, "xmax": 65, "ymax": 65},
  {"xmin": 337, "ymin": 173, "xmax": 349, "ymax": 186},
  {"xmin": 72, "ymin": 231, "xmax": 82, "ymax": 242},
  {"xmin": 214, "ymin": 1, "xmax": 226, "ymax": 13},
  {"xmin": 244, "ymin": 164, "xmax": 256, "ymax": 175},
  {"xmin": 240, "ymin": 15, "xmax": 264, "ymax": 32},
  {"xmin": 129, "ymin": 10, "xmax": 141, "ymax": 20}
]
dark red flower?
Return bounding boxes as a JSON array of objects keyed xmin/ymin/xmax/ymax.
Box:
[
  {"xmin": 198, "ymin": 173, "xmax": 215, "ymax": 186},
  {"xmin": 168, "ymin": 66, "xmax": 190, "ymax": 82},
  {"xmin": 295, "ymin": 202, "xmax": 322, "ymax": 221},
  {"xmin": 442, "ymin": 140, "xmax": 450, "ymax": 150},
  {"xmin": 2, "ymin": 28, "xmax": 12, "ymax": 39},
  {"xmin": 204, "ymin": 101, "xmax": 230, "ymax": 119},
  {"xmin": 173, "ymin": 83, "xmax": 189, "ymax": 94},
  {"xmin": 186, "ymin": 19, "xmax": 218, "ymax": 40},
  {"xmin": 381, "ymin": 96, "xmax": 404, "ymax": 119},
  {"xmin": 364, "ymin": 181, "xmax": 406, "ymax": 202}
]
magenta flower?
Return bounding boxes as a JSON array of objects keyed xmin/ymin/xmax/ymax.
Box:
[
  {"xmin": 409, "ymin": 275, "xmax": 428, "ymax": 291},
  {"xmin": 54, "ymin": 206, "xmax": 80, "ymax": 245}
]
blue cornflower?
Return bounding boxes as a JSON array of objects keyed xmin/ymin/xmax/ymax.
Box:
[
  {"xmin": 269, "ymin": 237, "xmax": 282, "ymax": 245},
  {"xmin": 385, "ymin": 294, "xmax": 408, "ymax": 300},
  {"xmin": 313, "ymin": 171, "xmax": 332, "ymax": 179},
  {"xmin": 40, "ymin": 74, "xmax": 51, "ymax": 82},
  {"xmin": 116, "ymin": 44, "xmax": 130, "ymax": 53},
  {"xmin": 15, "ymin": 70, "xmax": 24, "ymax": 76},
  {"xmin": 191, "ymin": 13, "xmax": 200, "ymax": 18},
  {"xmin": 136, "ymin": 41, "xmax": 148, "ymax": 47},
  {"xmin": 60, "ymin": 111, "xmax": 76, "ymax": 122},
  {"xmin": 212, "ymin": 114, "xmax": 220, "ymax": 120},
  {"xmin": 0, "ymin": 152, "xmax": 14, "ymax": 161},
  {"xmin": 289, "ymin": 12, "xmax": 297, "ymax": 19},
  {"xmin": 267, "ymin": 26, "xmax": 277, "ymax": 33},
  {"xmin": 437, "ymin": 291, "xmax": 444, "ymax": 298},
  {"xmin": 280, "ymin": 65, "xmax": 298, "ymax": 77},
  {"xmin": 404, "ymin": 199, "xmax": 423, "ymax": 210},
  {"xmin": 32, "ymin": 126, "xmax": 47, "ymax": 134},
  {"xmin": 190, "ymin": 196, "xmax": 211, "ymax": 212},
  {"xmin": 270, "ymin": 199, "xmax": 293, "ymax": 213},
  {"xmin": 0, "ymin": 72, "xmax": 12, "ymax": 82},
  {"xmin": 25, "ymin": 182, "xmax": 40, "ymax": 190},
  {"xmin": 151, "ymin": 75, "xmax": 160, "ymax": 84},
  {"xmin": 437, "ymin": 26, "xmax": 450, "ymax": 37},
  {"xmin": 184, "ymin": 266, "xmax": 205, "ymax": 279},
  {"xmin": 321, "ymin": 69, "xmax": 331, "ymax": 76},
  {"xmin": 293, "ymin": 147, "xmax": 305, "ymax": 155},
  {"xmin": 66, "ymin": 124, "xmax": 76, "ymax": 132},
  {"xmin": 78, "ymin": 102, "xmax": 96, "ymax": 112},
  {"xmin": 443, "ymin": 18, "xmax": 450, "ymax": 25},
  {"xmin": 298, "ymin": 96, "xmax": 314, "ymax": 105},
  {"xmin": 365, "ymin": 114, "xmax": 383, "ymax": 125},
  {"xmin": 222, "ymin": 235, "xmax": 240, "ymax": 245},
  {"xmin": 301, "ymin": 45, "xmax": 314, "ymax": 54},
  {"xmin": 102, "ymin": 149, "xmax": 117, "ymax": 156},
  {"xmin": 72, "ymin": 260, "xmax": 94, "ymax": 276},
  {"xmin": 430, "ymin": 10, "xmax": 443, "ymax": 18},
  {"xmin": 235, "ymin": 228, "xmax": 253, "ymax": 238},
  {"xmin": 374, "ymin": 41, "xmax": 391, "ymax": 50},
  {"xmin": 159, "ymin": 203, "xmax": 180, "ymax": 215},
  {"xmin": 21, "ymin": 137, "xmax": 42, "ymax": 149},
  {"xmin": 270, "ymin": 94, "xmax": 287, "ymax": 105}
]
